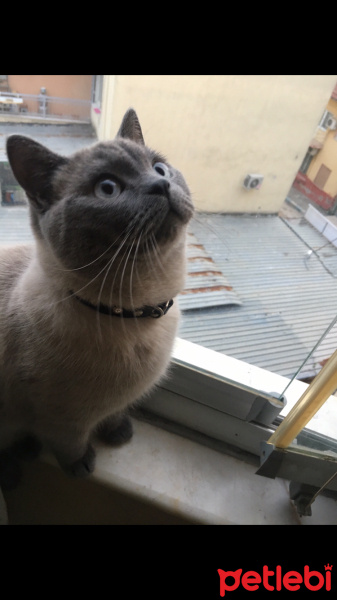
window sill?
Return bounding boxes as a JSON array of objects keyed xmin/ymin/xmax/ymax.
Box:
[{"xmin": 3, "ymin": 417, "xmax": 337, "ymax": 525}]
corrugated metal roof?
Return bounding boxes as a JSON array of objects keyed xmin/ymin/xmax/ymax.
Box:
[
  {"xmin": 0, "ymin": 206, "xmax": 34, "ymax": 245},
  {"xmin": 1, "ymin": 202, "xmax": 336, "ymax": 381},
  {"xmin": 0, "ymin": 122, "xmax": 96, "ymax": 161},
  {"xmin": 178, "ymin": 213, "xmax": 337, "ymax": 380}
]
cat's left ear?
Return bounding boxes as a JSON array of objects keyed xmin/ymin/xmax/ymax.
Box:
[
  {"xmin": 6, "ymin": 135, "xmax": 68, "ymax": 210},
  {"xmin": 116, "ymin": 108, "xmax": 144, "ymax": 145}
]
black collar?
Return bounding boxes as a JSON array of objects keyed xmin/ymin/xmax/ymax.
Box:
[{"xmin": 71, "ymin": 292, "xmax": 174, "ymax": 319}]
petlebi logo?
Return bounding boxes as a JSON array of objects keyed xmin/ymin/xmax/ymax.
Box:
[{"xmin": 218, "ymin": 564, "xmax": 333, "ymax": 594}]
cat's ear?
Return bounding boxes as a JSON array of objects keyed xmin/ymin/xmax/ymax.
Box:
[
  {"xmin": 6, "ymin": 135, "xmax": 68, "ymax": 210},
  {"xmin": 116, "ymin": 108, "xmax": 144, "ymax": 145}
]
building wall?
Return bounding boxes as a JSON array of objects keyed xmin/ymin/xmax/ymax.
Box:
[
  {"xmin": 7, "ymin": 75, "xmax": 93, "ymax": 100},
  {"xmin": 306, "ymin": 97, "xmax": 337, "ymax": 198},
  {"xmin": 95, "ymin": 75, "xmax": 337, "ymax": 213}
]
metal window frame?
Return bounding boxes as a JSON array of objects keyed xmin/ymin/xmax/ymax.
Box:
[
  {"xmin": 135, "ymin": 337, "xmax": 337, "ymax": 515},
  {"xmin": 137, "ymin": 337, "xmax": 287, "ymax": 454}
]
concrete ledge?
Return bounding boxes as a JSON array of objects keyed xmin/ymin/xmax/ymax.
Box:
[{"xmin": 3, "ymin": 419, "xmax": 337, "ymax": 525}]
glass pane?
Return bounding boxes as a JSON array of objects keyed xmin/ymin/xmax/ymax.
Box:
[
  {"xmin": 277, "ymin": 317, "xmax": 337, "ymax": 459},
  {"xmin": 175, "ymin": 76, "xmax": 337, "ymax": 399},
  {"xmin": 179, "ymin": 212, "xmax": 337, "ymax": 382},
  {"xmin": 1, "ymin": 75, "xmax": 337, "ymax": 456}
]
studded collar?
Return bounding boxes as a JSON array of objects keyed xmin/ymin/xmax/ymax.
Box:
[{"xmin": 71, "ymin": 292, "xmax": 174, "ymax": 319}]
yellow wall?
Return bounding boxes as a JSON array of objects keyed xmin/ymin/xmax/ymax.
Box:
[
  {"xmin": 95, "ymin": 75, "xmax": 337, "ymax": 213},
  {"xmin": 306, "ymin": 97, "xmax": 337, "ymax": 197}
]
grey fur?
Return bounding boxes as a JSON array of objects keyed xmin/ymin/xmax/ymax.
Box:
[{"xmin": 0, "ymin": 109, "xmax": 193, "ymax": 479}]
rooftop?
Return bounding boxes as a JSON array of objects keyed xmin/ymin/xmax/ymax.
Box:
[
  {"xmin": 0, "ymin": 122, "xmax": 96, "ymax": 162},
  {"xmin": 179, "ymin": 211, "xmax": 337, "ymax": 380}
]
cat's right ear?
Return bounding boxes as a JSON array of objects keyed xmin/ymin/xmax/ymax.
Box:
[
  {"xmin": 6, "ymin": 135, "xmax": 68, "ymax": 211},
  {"xmin": 116, "ymin": 108, "xmax": 145, "ymax": 145}
]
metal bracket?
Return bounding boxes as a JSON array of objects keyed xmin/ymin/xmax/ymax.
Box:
[
  {"xmin": 245, "ymin": 393, "xmax": 286, "ymax": 426},
  {"xmin": 288, "ymin": 482, "xmax": 318, "ymax": 517},
  {"xmin": 257, "ymin": 441, "xmax": 337, "ymax": 516}
]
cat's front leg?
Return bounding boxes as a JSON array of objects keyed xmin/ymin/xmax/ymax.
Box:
[{"xmin": 95, "ymin": 412, "xmax": 133, "ymax": 446}]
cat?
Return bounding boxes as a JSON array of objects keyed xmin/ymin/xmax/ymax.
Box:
[{"xmin": 0, "ymin": 108, "xmax": 194, "ymax": 488}]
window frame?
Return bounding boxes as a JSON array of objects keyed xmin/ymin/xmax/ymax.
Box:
[{"xmin": 136, "ymin": 337, "xmax": 337, "ymax": 508}]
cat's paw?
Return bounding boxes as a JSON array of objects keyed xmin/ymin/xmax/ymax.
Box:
[
  {"xmin": 96, "ymin": 415, "xmax": 133, "ymax": 446},
  {"xmin": 67, "ymin": 444, "xmax": 96, "ymax": 478}
]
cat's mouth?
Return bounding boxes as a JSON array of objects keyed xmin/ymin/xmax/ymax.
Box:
[{"xmin": 135, "ymin": 188, "xmax": 194, "ymax": 242}]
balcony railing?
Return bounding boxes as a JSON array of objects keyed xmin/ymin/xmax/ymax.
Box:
[{"xmin": 0, "ymin": 92, "xmax": 91, "ymax": 123}]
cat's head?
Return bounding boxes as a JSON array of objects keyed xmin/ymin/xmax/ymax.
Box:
[{"xmin": 6, "ymin": 109, "xmax": 194, "ymax": 277}]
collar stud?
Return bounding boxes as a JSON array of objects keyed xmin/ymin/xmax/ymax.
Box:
[{"xmin": 70, "ymin": 292, "xmax": 174, "ymax": 319}]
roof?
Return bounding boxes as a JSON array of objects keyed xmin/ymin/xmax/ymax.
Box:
[
  {"xmin": 0, "ymin": 122, "xmax": 96, "ymax": 162},
  {"xmin": 1, "ymin": 206, "xmax": 336, "ymax": 380},
  {"xmin": 0, "ymin": 205, "xmax": 34, "ymax": 245},
  {"xmin": 179, "ymin": 230, "xmax": 242, "ymax": 310},
  {"xmin": 178, "ymin": 212, "xmax": 337, "ymax": 380}
]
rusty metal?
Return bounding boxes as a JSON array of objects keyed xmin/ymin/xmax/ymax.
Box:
[{"xmin": 179, "ymin": 232, "xmax": 242, "ymax": 309}]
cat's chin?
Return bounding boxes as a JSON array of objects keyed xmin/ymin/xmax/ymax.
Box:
[
  {"xmin": 147, "ymin": 216, "xmax": 184, "ymax": 246},
  {"xmin": 169, "ymin": 198, "xmax": 194, "ymax": 228},
  {"xmin": 153, "ymin": 205, "xmax": 193, "ymax": 242},
  {"xmin": 142, "ymin": 193, "xmax": 193, "ymax": 242}
]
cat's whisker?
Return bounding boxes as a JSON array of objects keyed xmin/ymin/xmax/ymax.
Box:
[
  {"xmin": 30, "ymin": 229, "xmax": 135, "ymax": 335},
  {"xmin": 128, "ymin": 231, "xmax": 144, "ymax": 336},
  {"xmin": 55, "ymin": 227, "xmax": 136, "ymax": 312},
  {"xmin": 129, "ymin": 232, "xmax": 143, "ymax": 301},
  {"xmin": 95, "ymin": 254, "xmax": 115, "ymax": 345},
  {"xmin": 117, "ymin": 236, "xmax": 137, "ymax": 340},
  {"xmin": 54, "ymin": 224, "xmax": 131, "ymax": 273},
  {"xmin": 142, "ymin": 236, "xmax": 162, "ymax": 292},
  {"xmin": 58, "ymin": 260, "xmax": 117, "ymax": 307},
  {"xmin": 95, "ymin": 228, "xmax": 135, "ymax": 343},
  {"xmin": 107, "ymin": 236, "xmax": 130, "ymax": 309},
  {"xmin": 26, "ymin": 250, "xmax": 123, "ymax": 331},
  {"xmin": 148, "ymin": 233, "xmax": 167, "ymax": 277}
]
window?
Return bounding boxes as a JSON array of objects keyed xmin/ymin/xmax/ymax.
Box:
[
  {"xmin": 136, "ymin": 76, "xmax": 337, "ymax": 516},
  {"xmin": 91, "ymin": 75, "xmax": 104, "ymax": 106},
  {"xmin": 1, "ymin": 75, "xmax": 337, "ymax": 517}
]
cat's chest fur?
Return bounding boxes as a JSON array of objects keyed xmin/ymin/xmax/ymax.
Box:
[{"xmin": 1, "ymin": 244, "xmax": 179, "ymax": 421}]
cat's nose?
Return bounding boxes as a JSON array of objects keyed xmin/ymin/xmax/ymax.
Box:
[{"xmin": 147, "ymin": 178, "xmax": 170, "ymax": 198}]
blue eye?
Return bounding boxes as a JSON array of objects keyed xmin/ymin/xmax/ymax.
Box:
[
  {"xmin": 153, "ymin": 162, "xmax": 170, "ymax": 178},
  {"xmin": 95, "ymin": 179, "xmax": 121, "ymax": 199}
]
